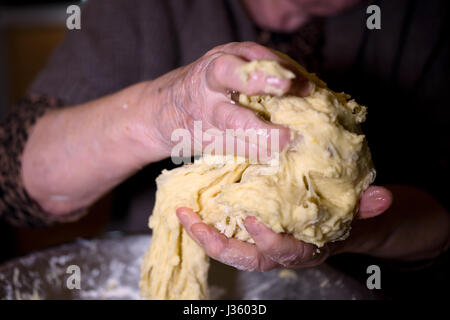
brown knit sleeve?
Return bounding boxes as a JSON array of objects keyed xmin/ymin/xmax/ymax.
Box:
[{"xmin": 0, "ymin": 94, "xmax": 88, "ymax": 227}]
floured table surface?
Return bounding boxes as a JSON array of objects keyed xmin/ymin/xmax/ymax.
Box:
[{"xmin": 0, "ymin": 234, "xmax": 376, "ymax": 300}]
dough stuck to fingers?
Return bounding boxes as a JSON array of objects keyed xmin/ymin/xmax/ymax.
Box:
[{"xmin": 140, "ymin": 58, "xmax": 375, "ymax": 300}]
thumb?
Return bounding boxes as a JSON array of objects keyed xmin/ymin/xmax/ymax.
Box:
[{"xmin": 358, "ymin": 186, "xmax": 393, "ymax": 219}]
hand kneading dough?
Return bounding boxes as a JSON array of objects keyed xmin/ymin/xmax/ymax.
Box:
[{"xmin": 140, "ymin": 59, "xmax": 376, "ymax": 300}]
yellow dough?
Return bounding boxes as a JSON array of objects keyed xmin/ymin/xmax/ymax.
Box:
[{"xmin": 140, "ymin": 59, "xmax": 375, "ymax": 300}]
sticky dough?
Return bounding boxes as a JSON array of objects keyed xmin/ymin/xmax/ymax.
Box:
[{"xmin": 140, "ymin": 59, "xmax": 376, "ymax": 300}]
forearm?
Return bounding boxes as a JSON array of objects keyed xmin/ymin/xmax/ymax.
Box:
[
  {"xmin": 341, "ymin": 184, "xmax": 450, "ymax": 261},
  {"xmin": 20, "ymin": 42, "xmax": 303, "ymax": 220},
  {"xmin": 21, "ymin": 81, "xmax": 168, "ymax": 216}
]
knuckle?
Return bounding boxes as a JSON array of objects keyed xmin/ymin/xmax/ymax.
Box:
[
  {"xmin": 277, "ymin": 252, "xmax": 301, "ymax": 267},
  {"xmin": 211, "ymin": 54, "xmax": 232, "ymax": 79},
  {"xmin": 176, "ymin": 67, "xmax": 202, "ymax": 105},
  {"xmin": 261, "ymin": 235, "xmax": 284, "ymax": 254},
  {"xmin": 240, "ymin": 41, "xmax": 261, "ymax": 50},
  {"xmin": 223, "ymin": 41, "xmax": 269, "ymax": 59},
  {"xmin": 207, "ymin": 235, "xmax": 227, "ymax": 259},
  {"xmin": 257, "ymin": 255, "xmax": 276, "ymax": 272},
  {"xmin": 243, "ymin": 42, "xmax": 273, "ymax": 59},
  {"xmin": 247, "ymin": 42, "xmax": 266, "ymax": 53},
  {"xmin": 223, "ymin": 108, "xmax": 252, "ymax": 130},
  {"xmin": 204, "ymin": 46, "xmax": 222, "ymax": 56},
  {"xmin": 222, "ymin": 41, "xmax": 241, "ymax": 51},
  {"xmin": 299, "ymin": 243, "xmax": 315, "ymax": 260},
  {"xmin": 205, "ymin": 42, "xmax": 238, "ymax": 56},
  {"xmin": 192, "ymin": 58, "xmax": 208, "ymax": 76},
  {"xmin": 203, "ymin": 53, "xmax": 231, "ymax": 91}
]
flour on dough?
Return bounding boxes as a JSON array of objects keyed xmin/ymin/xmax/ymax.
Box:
[{"xmin": 140, "ymin": 59, "xmax": 375, "ymax": 300}]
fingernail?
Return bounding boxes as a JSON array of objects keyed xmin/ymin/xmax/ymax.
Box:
[
  {"xmin": 366, "ymin": 191, "xmax": 386, "ymax": 213},
  {"xmin": 265, "ymin": 76, "xmax": 283, "ymax": 86}
]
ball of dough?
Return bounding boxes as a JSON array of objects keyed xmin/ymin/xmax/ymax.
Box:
[{"xmin": 140, "ymin": 59, "xmax": 375, "ymax": 300}]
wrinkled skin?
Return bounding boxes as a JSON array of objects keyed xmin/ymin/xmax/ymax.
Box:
[
  {"xmin": 141, "ymin": 41, "xmax": 311, "ymax": 159},
  {"xmin": 177, "ymin": 186, "xmax": 393, "ymax": 271}
]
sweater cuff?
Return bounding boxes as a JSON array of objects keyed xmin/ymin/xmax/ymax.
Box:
[{"xmin": 0, "ymin": 94, "xmax": 88, "ymax": 227}]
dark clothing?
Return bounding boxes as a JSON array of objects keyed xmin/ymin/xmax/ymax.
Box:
[
  {"xmin": 0, "ymin": 95, "xmax": 87, "ymax": 226},
  {"xmin": 0, "ymin": 0, "xmax": 449, "ymax": 228}
]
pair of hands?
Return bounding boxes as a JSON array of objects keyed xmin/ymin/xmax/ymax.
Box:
[
  {"xmin": 177, "ymin": 186, "xmax": 392, "ymax": 271},
  {"xmin": 144, "ymin": 41, "xmax": 393, "ymax": 271}
]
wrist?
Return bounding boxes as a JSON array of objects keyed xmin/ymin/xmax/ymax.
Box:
[{"xmin": 113, "ymin": 81, "xmax": 172, "ymax": 166}]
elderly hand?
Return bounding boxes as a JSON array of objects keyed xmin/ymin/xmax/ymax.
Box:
[
  {"xmin": 137, "ymin": 41, "xmax": 311, "ymax": 161},
  {"xmin": 176, "ymin": 185, "xmax": 393, "ymax": 271}
]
